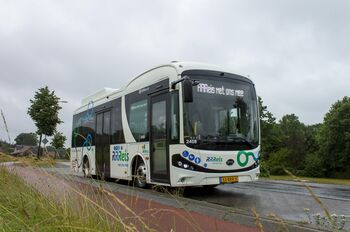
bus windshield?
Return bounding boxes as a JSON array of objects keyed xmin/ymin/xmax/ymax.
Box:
[{"xmin": 183, "ymin": 75, "xmax": 259, "ymax": 150}]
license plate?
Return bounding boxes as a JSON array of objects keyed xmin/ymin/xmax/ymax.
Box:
[{"xmin": 220, "ymin": 176, "xmax": 238, "ymax": 183}]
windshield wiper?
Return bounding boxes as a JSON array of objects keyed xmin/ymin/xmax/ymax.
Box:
[
  {"xmin": 231, "ymin": 138, "xmax": 255, "ymax": 149},
  {"xmin": 189, "ymin": 135, "xmax": 256, "ymax": 149}
]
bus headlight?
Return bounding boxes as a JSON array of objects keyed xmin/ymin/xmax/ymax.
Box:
[{"xmin": 172, "ymin": 154, "xmax": 197, "ymax": 171}]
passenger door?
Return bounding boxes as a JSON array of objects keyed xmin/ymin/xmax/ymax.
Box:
[
  {"xmin": 150, "ymin": 92, "xmax": 169, "ymax": 183},
  {"xmin": 95, "ymin": 111, "xmax": 111, "ymax": 179}
]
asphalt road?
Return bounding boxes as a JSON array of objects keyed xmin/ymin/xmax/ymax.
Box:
[
  {"xmin": 49, "ymin": 162, "xmax": 350, "ymax": 230},
  {"xmin": 184, "ymin": 180, "xmax": 350, "ymax": 222}
]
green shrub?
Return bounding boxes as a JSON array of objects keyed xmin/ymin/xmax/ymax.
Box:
[
  {"xmin": 0, "ymin": 141, "xmax": 14, "ymax": 154},
  {"xmin": 259, "ymin": 161, "xmax": 270, "ymax": 177},
  {"xmin": 329, "ymin": 167, "xmax": 350, "ymax": 179},
  {"xmin": 270, "ymin": 165, "xmax": 286, "ymax": 175},
  {"xmin": 266, "ymin": 148, "xmax": 291, "ymax": 175},
  {"xmin": 304, "ymin": 153, "xmax": 325, "ymax": 177},
  {"xmin": 294, "ymin": 169, "xmax": 307, "ymax": 177}
]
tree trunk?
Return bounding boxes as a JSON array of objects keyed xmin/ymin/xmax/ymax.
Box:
[{"xmin": 37, "ymin": 133, "xmax": 42, "ymax": 159}]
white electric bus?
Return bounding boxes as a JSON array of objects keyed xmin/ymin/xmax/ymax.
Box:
[{"xmin": 71, "ymin": 62, "xmax": 260, "ymax": 188}]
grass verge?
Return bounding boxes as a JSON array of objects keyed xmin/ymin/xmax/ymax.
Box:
[
  {"xmin": 0, "ymin": 152, "xmax": 57, "ymax": 167},
  {"xmin": 263, "ymin": 175, "xmax": 350, "ymax": 186},
  {"xmin": 0, "ymin": 166, "xmax": 124, "ymax": 231},
  {"xmin": 0, "ymin": 152, "xmax": 17, "ymax": 162},
  {"xmin": 19, "ymin": 156, "xmax": 57, "ymax": 167}
]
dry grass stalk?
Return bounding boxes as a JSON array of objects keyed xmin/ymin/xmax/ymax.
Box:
[
  {"xmin": 268, "ymin": 213, "xmax": 289, "ymax": 232},
  {"xmin": 252, "ymin": 207, "xmax": 264, "ymax": 232},
  {"xmin": 284, "ymin": 169, "xmax": 338, "ymax": 231}
]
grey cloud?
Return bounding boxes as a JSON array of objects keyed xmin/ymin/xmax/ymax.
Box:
[{"xmin": 0, "ymin": 0, "xmax": 349, "ymax": 144}]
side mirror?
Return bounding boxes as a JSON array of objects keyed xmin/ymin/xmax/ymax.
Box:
[{"xmin": 183, "ymin": 77, "xmax": 193, "ymax": 103}]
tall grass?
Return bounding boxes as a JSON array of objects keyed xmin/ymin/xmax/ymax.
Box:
[
  {"xmin": 0, "ymin": 166, "xmax": 136, "ymax": 231},
  {"xmin": 0, "ymin": 152, "xmax": 17, "ymax": 162},
  {"xmin": 0, "ymin": 152, "xmax": 205, "ymax": 232}
]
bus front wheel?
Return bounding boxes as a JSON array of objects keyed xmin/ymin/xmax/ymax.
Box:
[{"xmin": 134, "ymin": 158, "xmax": 147, "ymax": 188}]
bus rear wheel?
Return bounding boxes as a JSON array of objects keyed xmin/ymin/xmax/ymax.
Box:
[
  {"xmin": 134, "ymin": 159, "xmax": 147, "ymax": 188},
  {"xmin": 83, "ymin": 157, "xmax": 90, "ymax": 178}
]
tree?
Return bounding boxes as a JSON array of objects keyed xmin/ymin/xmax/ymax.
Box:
[
  {"xmin": 51, "ymin": 131, "xmax": 66, "ymax": 158},
  {"xmin": 259, "ymin": 97, "xmax": 276, "ymax": 125},
  {"xmin": 27, "ymin": 86, "xmax": 62, "ymax": 158},
  {"xmin": 258, "ymin": 97, "xmax": 283, "ymax": 156},
  {"xmin": 279, "ymin": 114, "xmax": 307, "ymax": 170},
  {"xmin": 14, "ymin": 133, "xmax": 38, "ymax": 146},
  {"xmin": 304, "ymin": 124, "xmax": 321, "ymax": 153},
  {"xmin": 317, "ymin": 96, "xmax": 350, "ymax": 176}
]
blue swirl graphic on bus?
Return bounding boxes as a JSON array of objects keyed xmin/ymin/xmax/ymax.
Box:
[
  {"xmin": 72, "ymin": 100, "xmax": 95, "ymax": 169},
  {"xmin": 73, "ymin": 100, "xmax": 95, "ymax": 148},
  {"xmin": 83, "ymin": 133, "xmax": 92, "ymax": 151}
]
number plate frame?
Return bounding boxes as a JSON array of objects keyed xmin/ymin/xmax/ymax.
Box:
[{"xmin": 220, "ymin": 176, "xmax": 238, "ymax": 184}]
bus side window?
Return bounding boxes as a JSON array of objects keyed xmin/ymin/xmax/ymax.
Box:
[
  {"xmin": 72, "ymin": 114, "xmax": 81, "ymax": 147},
  {"xmin": 72, "ymin": 110, "xmax": 95, "ymax": 148},
  {"xmin": 170, "ymin": 91, "xmax": 179, "ymax": 143},
  {"xmin": 111, "ymin": 98, "xmax": 125, "ymax": 144},
  {"xmin": 128, "ymin": 99, "xmax": 148, "ymax": 142}
]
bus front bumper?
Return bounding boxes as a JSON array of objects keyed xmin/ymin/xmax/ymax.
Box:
[{"xmin": 170, "ymin": 166, "xmax": 260, "ymax": 187}]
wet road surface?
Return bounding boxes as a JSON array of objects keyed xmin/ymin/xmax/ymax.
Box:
[
  {"xmin": 183, "ymin": 180, "xmax": 350, "ymax": 222},
  {"xmin": 50, "ymin": 162, "xmax": 350, "ymax": 229}
]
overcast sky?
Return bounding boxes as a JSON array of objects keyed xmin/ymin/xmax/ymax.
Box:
[{"xmin": 0, "ymin": 0, "xmax": 349, "ymax": 145}]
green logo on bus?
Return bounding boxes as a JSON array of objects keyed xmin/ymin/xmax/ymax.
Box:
[{"xmin": 237, "ymin": 151, "xmax": 259, "ymax": 167}]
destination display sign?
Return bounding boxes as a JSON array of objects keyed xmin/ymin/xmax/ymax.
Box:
[{"xmin": 196, "ymin": 83, "xmax": 244, "ymax": 97}]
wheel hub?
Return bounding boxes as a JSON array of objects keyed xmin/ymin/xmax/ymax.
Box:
[{"xmin": 137, "ymin": 164, "xmax": 146, "ymax": 184}]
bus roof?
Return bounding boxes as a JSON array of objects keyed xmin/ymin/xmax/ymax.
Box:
[
  {"xmin": 131, "ymin": 61, "xmax": 249, "ymax": 80},
  {"xmin": 74, "ymin": 61, "xmax": 252, "ymax": 114}
]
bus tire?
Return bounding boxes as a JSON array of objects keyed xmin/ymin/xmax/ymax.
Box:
[
  {"xmin": 83, "ymin": 156, "xmax": 90, "ymax": 178},
  {"xmin": 133, "ymin": 158, "xmax": 147, "ymax": 188}
]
